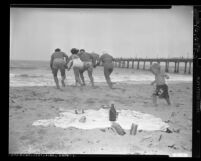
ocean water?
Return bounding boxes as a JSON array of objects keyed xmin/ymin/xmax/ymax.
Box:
[{"xmin": 9, "ymin": 60, "xmax": 192, "ymax": 87}]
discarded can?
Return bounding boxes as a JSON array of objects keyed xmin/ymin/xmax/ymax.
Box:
[
  {"xmin": 111, "ymin": 122, "xmax": 126, "ymax": 135},
  {"xmin": 79, "ymin": 116, "xmax": 86, "ymax": 123},
  {"xmin": 75, "ymin": 109, "xmax": 84, "ymax": 114},
  {"xmin": 109, "ymin": 104, "xmax": 116, "ymax": 121},
  {"xmin": 130, "ymin": 123, "xmax": 138, "ymax": 135}
]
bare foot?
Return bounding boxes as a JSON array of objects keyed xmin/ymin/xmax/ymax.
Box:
[
  {"xmin": 153, "ymin": 103, "xmax": 158, "ymax": 107},
  {"xmin": 61, "ymin": 80, "xmax": 65, "ymax": 87},
  {"xmin": 166, "ymin": 98, "xmax": 171, "ymax": 105},
  {"xmin": 92, "ymin": 85, "xmax": 97, "ymax": 88},
  {"xmin": 92, "ymin": 86, "xmax": 98, "ymax": 89},
  {"xmin": 56, "ymin": 85, "xmax": 61, "ymax": 89},
  {"xmin": 109, "ymin": 84, "xmax": 114, "ymax": 89}
]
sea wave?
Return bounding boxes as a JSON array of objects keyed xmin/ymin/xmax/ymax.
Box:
[
  {"xmin": 10, "ymin": 66, "xmax": 39, "ymax": 70},
  {"xmin": 10, "ymin": 73, "xmax": 44, "ymax": 78},
  {"xmin": 9, "ymin": 66, "xmax": 192, "ymax": 87}
]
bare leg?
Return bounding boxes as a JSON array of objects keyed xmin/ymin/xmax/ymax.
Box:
[
  {"xmin": 73, "ymin": 67, "xmax": 83, "ymax": 86},
  {"xmin": 87, "ymin": 69, "xmax": 94, "ymax": 87},
  {"xmin": 152, "ymin": 95, "xmax": 158, "ymax": 106},
  {"xmin": 165, "ymin": 97, "xmax": 171, "ymax": 105},
  {"xmin": 61, "ymin": 75, "xmax": 66, "ymax": 87},
  {"xmin": 59, "ymin": 67, "xmax": 66, "ymax": 87},
  {"xmin": 75, "ymin": 80, "xmax": 78, "ymax": 86},
  {"xmin": 53, "ymin": 76, "xmax": 60, "ymax": 89},
  {"xmin": 79, "ymin": 71, "xmax": 86, "ymax": 86},
  {"xmin": 104, "ymin": 67, "xmax": 113, "ymax": 89}
]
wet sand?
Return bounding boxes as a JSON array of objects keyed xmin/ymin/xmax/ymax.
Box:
[{"xmin": 9, "ymin": 82, "xmax": 192, "ymax": 156}]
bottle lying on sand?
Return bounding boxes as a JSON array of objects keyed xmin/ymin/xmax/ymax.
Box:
[
  {"xmin": 109, "ymin": 104, "xmax": 116, "ymax": 121},
  {"xmin": 111, "ymin": 122, "xmax": 126, "ymax": 135}
]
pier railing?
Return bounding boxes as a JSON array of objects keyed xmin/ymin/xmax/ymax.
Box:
[{"xmin": 100, "ymin": 58, "xmax": 193, "ymax": 74}]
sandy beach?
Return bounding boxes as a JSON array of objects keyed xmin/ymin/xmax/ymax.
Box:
[{"xmin": 9, "ymin": 82, "xmax": 192, "ymax": 156}]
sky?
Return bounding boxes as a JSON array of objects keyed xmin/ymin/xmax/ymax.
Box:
[{"xmin": 10, "ymin": 6, "xmax": 193, "ymax": 60}]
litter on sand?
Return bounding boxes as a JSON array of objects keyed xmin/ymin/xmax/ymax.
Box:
[
  {"xmin": 32, "ymin": 108, "xmax": 169, "ymax": 131},
  {"xmin": 111, "ymin": 122, "xmax": 126, "ymax": 135}
]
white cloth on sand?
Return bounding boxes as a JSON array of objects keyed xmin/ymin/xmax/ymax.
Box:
[{"xmin": 32, "ymin": 108, "xmax": 169, "ymax": 131}]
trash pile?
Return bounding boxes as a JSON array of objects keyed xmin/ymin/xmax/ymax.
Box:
[{"xmin": 33, "ymin": 104, "xmax": 169, "ymax": 135}]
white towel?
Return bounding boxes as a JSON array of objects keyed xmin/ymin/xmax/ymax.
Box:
[{"xmin": 33, "ymin": 109, "xmax": 169, "ymax": 131}]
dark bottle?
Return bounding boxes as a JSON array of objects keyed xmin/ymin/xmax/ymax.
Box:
[{"xmin": 109, "ymin": 104, "xmax": 116, "ymax": 121}]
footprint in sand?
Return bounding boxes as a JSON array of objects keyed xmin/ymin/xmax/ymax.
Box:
[
  {"xmin": 53, "ymin": 98, "xmax": 65, "ymax": 102},
  {"xmin": 20, "ymin": 135, "xmax": 39, "ymax": 145},
  {"xmin": 10, "ymin": 105, "xmax": 23, "ymax": 110},
  {"xmin": 129, "ymin": 145, "xmax": 142, "ymax": 154},
  {"xmin": 121, "ymin": 89, "xmax": 126, "ymax": 92},
  {"xmin": 37, "ymin": 128, "xmax": 47, "ymax": 135},
  {"xmin": 99, "ymin": 99, "xmax": 110, "ymax": 104},
  {"xmin": 85, "ymin": 98, "xmax": 95, "ymax": 104}
]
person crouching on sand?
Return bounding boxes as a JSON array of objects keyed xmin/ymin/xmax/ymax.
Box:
[
  {"xmin": 67, "ymin": 48, "xmax": 84, "ymax": 86},
  {"xmin": 50, "ymin": 48, "xmax": 68, "ymax": 89},
  {"xmin": 150, "ymin": 63, "xmax": 171, "ymax": 106},
  {"xmin": 97, "ymin": 52, "xmax": 114, "ymax": 89}
]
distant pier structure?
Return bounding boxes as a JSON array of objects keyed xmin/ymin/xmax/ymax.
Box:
[{"xmin": 103, "ymin": 58, "xmax": 193, "ymax": 74}]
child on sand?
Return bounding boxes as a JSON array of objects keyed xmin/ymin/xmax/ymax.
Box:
[{"xmin": 150, "ymin": 63, "xmax": 171, "ymax": 106}]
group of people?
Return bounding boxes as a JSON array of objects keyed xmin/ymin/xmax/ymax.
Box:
[
  {"xmin": 50, "ymin": 48, "xmax": 114, "ymax": 89},
  {"xmin": 50, "ymin": 48, "xmax": 171, "ymax": 106}
]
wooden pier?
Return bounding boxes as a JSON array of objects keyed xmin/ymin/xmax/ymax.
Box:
[{"xmin": 101, "ymin": 58, "xmax": 193, "ymax": 74}]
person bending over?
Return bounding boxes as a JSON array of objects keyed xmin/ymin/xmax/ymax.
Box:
[
  {"xmin": 98, "ymin": 52, "xmax": 114, "ymax": 89},
  {"xmin": 78, "ymin": 49, "xmax": 96, "ymax": 87},
  {"xmin": 90, "ymin": 52, "xmax": 100, "ymax": 66},
  {"xmin": 50, "ymin": 48, "xmax": 68, "ymax": 89}
]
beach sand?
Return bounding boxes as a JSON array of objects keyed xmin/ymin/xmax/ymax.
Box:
[{"xmin": 9, "ymin": 82, "xmax": 192, "ymax": 156}]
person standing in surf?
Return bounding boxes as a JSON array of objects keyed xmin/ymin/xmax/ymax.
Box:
[
  {"xmin": 78, "ymin": 49, "xmax": 96, "ymax": 87},
  {"xmin": 97, "ymin": 52, "xmax": 114, "ymax": 89},
  {"xmin": 50, "ymin": 48, "xmax": 68, "ymax": 89},
  {"xmin": 67, "ymin": 48, "xmax": 84, "ymax": 86}
]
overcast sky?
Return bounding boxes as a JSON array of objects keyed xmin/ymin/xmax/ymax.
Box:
[{"xmin": 10, "ymin": 6, "xmax": 193, "ymax": 60}]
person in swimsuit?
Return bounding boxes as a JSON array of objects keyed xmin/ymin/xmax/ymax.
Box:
[
  {"xmin": 98, "ymin": 52, "xmax": 114, "ymax": 89},
  {"xmin": 78, "ymin": 49, "xmax": 96, "ymax": 87},
  {"xmin": 150, "ymin": 63, "xmax": 171, "ymax": 106},
  {"xmin": 67, "ymin": 48, "xmax": 84, "ymax": 86},
  {"xmin": 50, "ymin": 48, "xmax": 68, "ymax": 89},
  {"xmin": 90, "ymin": 52, "xmax": 100, "ymax": 66}
]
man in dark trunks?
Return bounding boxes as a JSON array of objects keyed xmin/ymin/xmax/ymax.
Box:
[
  {"xmin": 50, "ymin": 48, "xmax": 68, "ymax": 89},
  {"xmin": 78, "ymin": 49, "xmax": 96, "ymax": 87},
  {"xmin": 98, "ymin": 52, "xmax": 114, "ymax": 89}
]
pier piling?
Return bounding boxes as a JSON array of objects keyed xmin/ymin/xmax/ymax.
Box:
[
  {"xmin": 111, "ymin": 58, "xmax": 192, "ymax": 74},
  {"xmin": 143, "ymin": 61, "xmax": 146, "ymax": 70},
  {"xmin": 137, "ymin": 61, "xmax": 140, "ymax": 69},
  {"xmin": 184, "ymin": 62, "xmax": 187, "ymax": 73},
  {"xmin": 189, "ymin": 62, "xmax": 192, "ymax": 74},
  {"xmin": 132, "ymin": 60, "xmax": 134, "ymax": 68}
]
